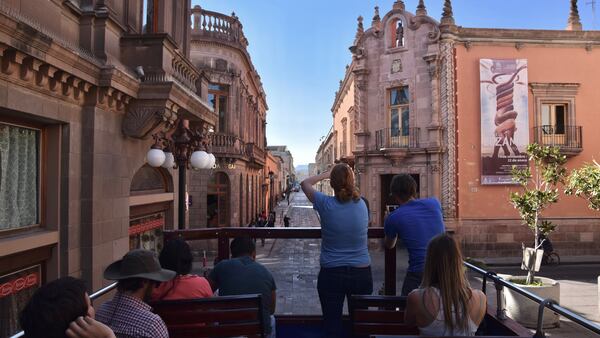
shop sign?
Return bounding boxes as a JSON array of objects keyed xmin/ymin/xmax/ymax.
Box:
[
  {"xmin": 129, "ymin": 217, "xmax": 164, "ymax": 236},
  {"xmin": 0, "ymin": 266, "xmax": 40, "ymax": 299}
]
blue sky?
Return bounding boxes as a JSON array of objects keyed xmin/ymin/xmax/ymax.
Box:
[{"xmin": 194, "ymin": 0, "xmax": 598, "ymax": 165}]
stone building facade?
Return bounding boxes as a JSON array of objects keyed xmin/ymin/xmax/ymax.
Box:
[
  {"xmin": 0, "ymin": 0, "xmax": 217, "ymax": 334},
  {"xmin": 267, "ymin": 145, "xmax": 296, "ymax": 191},
  {"xmin": 319, "ymin": 0, "xmax": 600, "ymax": 256},
  {"xmin": 188, "ymin": 6, "xmax": 268, "ymax": 228}
]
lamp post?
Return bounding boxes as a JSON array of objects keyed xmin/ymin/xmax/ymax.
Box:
[{"xmin": 146, "ymin": 119, "xmax": 215, "ymax": 229}]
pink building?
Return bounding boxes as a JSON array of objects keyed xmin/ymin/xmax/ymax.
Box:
[{"xmin": 319, "ymin": 0, "xmax": 600, "ymax": 256}]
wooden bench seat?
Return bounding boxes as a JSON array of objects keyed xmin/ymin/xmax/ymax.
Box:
[
  {"xmin": 349, "ymin": 295, "xmax": 419, "ymax": 337},
  {"xmin": 150, "ymin": 294, "xmax": 265, "ymax": 338}
]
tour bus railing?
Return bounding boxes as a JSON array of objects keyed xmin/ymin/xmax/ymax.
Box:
[
  {"xmin": 11, "ymin": 228, "xmax": 600, "ymax": 338},
  {"xmin": 464, "ymin": 261, "xmax": 600, "ymax": 338}
]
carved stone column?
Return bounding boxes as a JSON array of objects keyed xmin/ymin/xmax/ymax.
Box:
[{"xmin": 439, "ymin": 38, "xmax": 457, "ymax": 219}]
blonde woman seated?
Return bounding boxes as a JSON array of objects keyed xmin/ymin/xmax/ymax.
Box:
[{"xmin": 404, "ymin": 233, "xmax": 487, "ymax": 336}]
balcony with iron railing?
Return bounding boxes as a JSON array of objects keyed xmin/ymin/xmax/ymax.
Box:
[
  {"xmin": 375, "ymin": 127, "xmax": 420, "ymax": 150},
  {"xmin": 533, "ymin": 125, "xmax": 582, "ymax": 157}
]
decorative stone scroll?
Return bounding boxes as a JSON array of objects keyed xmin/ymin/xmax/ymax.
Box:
[{"xmin": 122, "ymin": 101, "xmax": 180, "ymax": 139}]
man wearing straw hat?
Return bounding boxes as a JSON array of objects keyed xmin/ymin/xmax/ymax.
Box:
[{"xmin": 96, "ymin": 249, "xmax": 175, "ymax": 338}]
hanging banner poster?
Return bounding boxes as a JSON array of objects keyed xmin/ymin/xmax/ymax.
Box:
[{"xmin": 480, "ymin": 59, "xmax": 529, "ymax": 185}]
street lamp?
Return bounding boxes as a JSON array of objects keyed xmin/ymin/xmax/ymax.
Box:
[{"xmin": 146, "ymin": 118, "xmax": 215, "ymax": 228}]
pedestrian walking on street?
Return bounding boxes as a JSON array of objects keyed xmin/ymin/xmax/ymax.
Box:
[
  {"xmin": 283, "ymin": 214, "xmax": 290, "ymax": 228},
  {"xmin": 301, "ymin": 163, "xmax": 372, "ymax": 338},
  {"xmin": 267, "ymin": 211, "xmax": 276, "ymax": 227},
  {"xmin": 384, "ymin": 174, "xmax": 445, "ymax": 296}
]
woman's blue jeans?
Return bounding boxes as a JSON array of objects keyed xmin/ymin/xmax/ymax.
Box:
[{"xmin": 317, "ymin": 266, "xmax": 373, "ymax": 338}]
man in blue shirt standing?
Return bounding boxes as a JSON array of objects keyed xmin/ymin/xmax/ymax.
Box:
[{"xmin": 384, "ymin": 174, "xmax": 445, "ymax": 295}]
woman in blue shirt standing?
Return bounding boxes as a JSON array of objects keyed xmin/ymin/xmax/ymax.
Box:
[{"xmin": 301, "ymin": 163, "xmax": 372, "ymax": 337}]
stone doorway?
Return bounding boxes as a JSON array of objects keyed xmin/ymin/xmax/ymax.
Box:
[{"xmin": 380, "ymin": 173, "xmax": 420, "ymax": 226}]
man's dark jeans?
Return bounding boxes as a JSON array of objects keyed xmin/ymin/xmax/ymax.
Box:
[
  {"xmin": 317, "ymin": 266, "xmax": 373, "ymax": 338},
  {"xmin": 401, "ymin": 271, "xmax": 423, "ymax": 296}
]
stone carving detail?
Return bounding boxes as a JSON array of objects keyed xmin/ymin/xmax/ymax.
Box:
[
  {"xmin": 122, "ymin": 105, "xmax": 179, "ymax": 139},
  {"xmin": 407, "ymin": 13, "xmax": 441, "ymax": 43},
  {"xmin": 391, "ymin": 59, "xmax": 402, "ymax": 73},
  {"xmin": 439, "ymin": 39, "xmax": 457, "ymax": 219}
]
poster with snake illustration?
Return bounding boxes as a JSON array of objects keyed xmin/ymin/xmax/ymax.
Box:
[{"xmin": 480, "ymin": 59, "xmax": 529, "ymax": 185}]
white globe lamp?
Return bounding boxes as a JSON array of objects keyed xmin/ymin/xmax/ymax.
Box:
[
  {"xmin": 208, "ymin": 153, "xmax": 216, "ymax": 168},
  {"xmin": 190, "ymin": 150, "xmax": 210, "ymax": 169},
  {"xmin": 161, "ymin": 152, "xmax": 175, "ymax": 169},
  {"xmin": 147, "ymin": 148, "xmax": 166, "ymax": 167}
]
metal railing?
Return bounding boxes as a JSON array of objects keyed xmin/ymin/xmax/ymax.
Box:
[
  {"xmin": 11, "ymin": 229, "xmax": 600, "ymax": 338},
  {"xmin": 533, "ymin": 125, "xmax": 582, "ymax": 150},
  {"xmin": 10, "ymin": 282, "xmax": 117, "ymax": 338},
  {"xmin": 375, "ymin": 127, "xmax": 420, "ymax": 149},
  {"xmin": 464, "ymin": 261, "xmax": 600, "ymax": 338}
]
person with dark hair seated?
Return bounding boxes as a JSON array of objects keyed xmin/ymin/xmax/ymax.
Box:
[
  {"xmin": 208, "ymin": 237, "xmax": 277, "ymax": 338},
  {"xmin": 151, "ymin": 238, "xmax": 213, "ymax": 300},
  {"xmin": 95, "ymin": 249, "xmax": 175, "ymax": 338},
  {"xmin": 19, "ymin": 276, "xmax": 115, "ymax": 338}
]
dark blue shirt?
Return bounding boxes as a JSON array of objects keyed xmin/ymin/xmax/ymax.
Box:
[
  {"xmin": 209, "ymin": 256, "xmax": 276, "ymax": 334},
  {"xmin": 384, "ymin": 198, "xmax": 445, "ymax": 273}
]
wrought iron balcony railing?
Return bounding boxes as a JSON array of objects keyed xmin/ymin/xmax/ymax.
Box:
[
  {"xmin": 533, "ymin": 125, "xmax": 582, "ymax": 155},
  {"xmin": 375, "ymin": 128, "xmax": 420, "ymax": 150}
]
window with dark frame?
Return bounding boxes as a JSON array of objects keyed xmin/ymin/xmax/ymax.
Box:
[
  {"xmin": 0, "ymin": 123, "xmax": 40, "ymax": 232},
  {"xmin": 208, "ymin": 84, "xmax": 229, "ymax": 133},
  {"xmin": 389, "ymin": 87, "xmax": 410, "ymax": 138}
]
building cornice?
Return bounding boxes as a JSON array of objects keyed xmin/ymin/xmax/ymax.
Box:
[
  {"xmin": 457, "ymin": 27, "xmax": 600, "ymax": 46},
  {"xmin": 331, "ymin": 63, "xmax": 355, "ymax": 115}
]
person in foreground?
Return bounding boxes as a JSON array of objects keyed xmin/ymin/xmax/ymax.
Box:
[
  {"xmin": 404, "ymin": 233, "xmax": 486, "ymax": 336},
  {"xmin": 95, "ymin": 249, "xmax": 176, "ymax": 338},
  {"xmin": 19, "ymin": 276, "xmax": 115, "ymax": 338},
  {"xmin": 384, "ymin": 174, "xmax": 445, "ymax": 295},
  {"xmin": 208, "ymin": 237, "xmax": 277, "ymax": 338},
  {"xmin": 301, "ymin": 163, "xmax": 372, "ymax": 338},
  {"xmin": 151, "ymin": 238, "xmax": 213, "ymax": 301}
]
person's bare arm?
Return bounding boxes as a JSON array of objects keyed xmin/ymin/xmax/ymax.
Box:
[
  {"xmin": 403, "ymin": 290, "xmax": 419, "ymax": 326},
  {"xmin": 384, "ymin": 235, "xmax": 398, "ymax": 249},
  {"xmin": 300, "ymin": 170, "xmax": 330, "ymax": 203}
]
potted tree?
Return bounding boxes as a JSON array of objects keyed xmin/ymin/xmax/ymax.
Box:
[{"xmin": 504, "ymin": 143, "xmax": 566, "ymax": 328}]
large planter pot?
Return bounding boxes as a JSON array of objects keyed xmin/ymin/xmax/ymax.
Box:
[{"xmin": 501, "ymin": 275, "xmax": 560, "ymax": 329}]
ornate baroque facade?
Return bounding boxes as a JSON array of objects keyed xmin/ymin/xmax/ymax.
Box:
[
  {"xmin": 319, "ymin": 0, "xmax": 600, "ymax": 256},
  {"xmin": 187, "ymin": 6, "xmax": 269, "ymax": 228}
]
